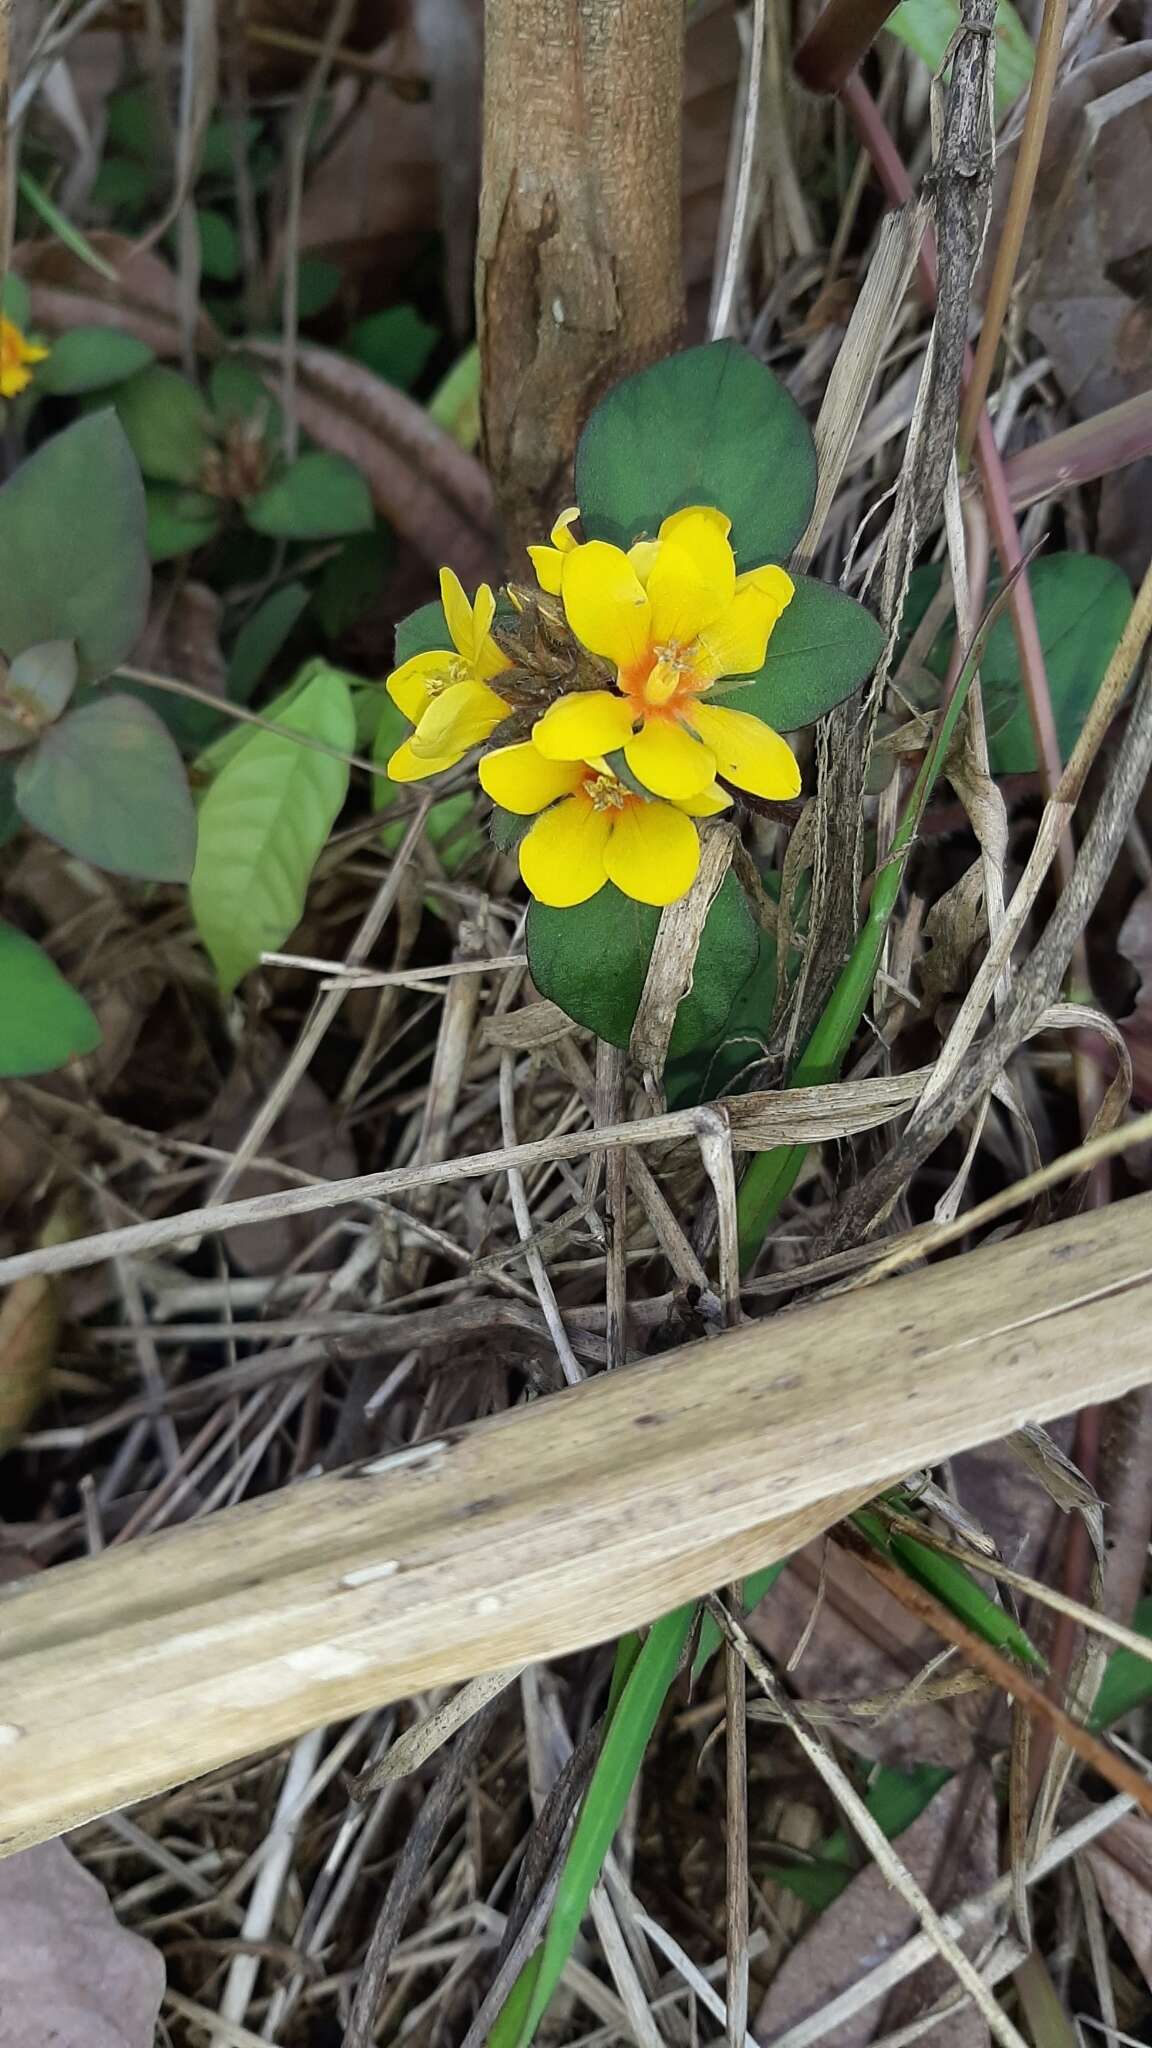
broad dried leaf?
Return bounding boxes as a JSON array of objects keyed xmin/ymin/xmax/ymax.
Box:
[
  {"xmin": 0, "ymin": 1840, "xmax": 164, "ymax": 2048},
  {"xmin": 209, "ymin": 1051, "xmax": 357, "ymax": 1274},
  {"xmin": 1088, "ymin": 1810, "xmax": 1152, "ymax": 1992},
  {"xmin": 16, "ymin": 231, "xmax": 221, "ymax": 358},
  {"xmin": 0, "ymin": 1274, "xmax": 57, "ymax": 1451},
  {"xmin": 755, "ymin": 1774, "xmax": 997, "ymax": 2047},
  {"xmin": 1119, "ymin": 884, "xmax": 1152, "ymax": 1106}
]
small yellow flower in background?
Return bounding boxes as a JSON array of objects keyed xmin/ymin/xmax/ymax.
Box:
[
  {"xmin": 0, "ymin": 316, "xmax": 49, "ymax": 400},
  {"xmin": 479, "ymin": 741, "xmax": 730, "ymax": 908},
  {"xmin": 526, "ymin": 507, "xmax": 580, "ymax": 595},
  {"xmin": 530, "ymin": 506, "xmax": 801, "ymax": 805},
  {"xmin": 386, "ymin": 566, "xmax": 511, "ymax": 782}
]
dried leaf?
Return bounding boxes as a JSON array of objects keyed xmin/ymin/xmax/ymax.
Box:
[
  {"xmin": 1118, "ymin": 884, "xmax": 1152, "ymax": 1105},
  {"xmin": 0, "ymin": 1840, "xmax": 164, "ymax": 2048},
  {"xmin": 208, "ymin": 1049, "xmax": 357, "ymax": 1274},
  {"xmin": 0, "ymin": 1273, "xmax": 57, "ymax": 1452},
  {"xmin": 16, "ymin": 232, "xmax": 221, "ymax": 358},
  {"xmin": 1088, "ymin": 1809, "xmax": 1152, "ymax": 1993},
  {"xmin": 755, "ymin": 1773, "xmax": 997, "ymax": 2047}
]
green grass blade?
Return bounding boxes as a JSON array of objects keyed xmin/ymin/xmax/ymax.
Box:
[
  {"xmin": 692, "ymin": 1561, "xmax": 787, "ymax": 1680},
  {"xmin": 490, "ymin": 1605, "xmax": 696, "ymax": 2048},
  {"xmin": 18, "ymin": 172, "xmax": 120, "ymax": 281},
  {"xmin": 1089, "ymin": 1595, "xmax": 1152, "ymax": 1729}
]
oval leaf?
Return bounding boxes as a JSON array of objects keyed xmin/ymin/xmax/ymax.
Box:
[
  {"xmin": 14, "ymin": 694, "xmax": 197, "ymax": 881},
  {"xmin": 144, "ymin": 483, "xmax": 222, "ymax": 562},
  {"xmin": 36, "ymin": 326, "xmax": 155, "ymax": 396},
  {"xmin": 715, "ymin": 576, "xmax": 885, "ymax": 731},
  {"xmin": 7, "ymin": 640, "xmax": 79, "ymax": 722},
  {"xmin": 0, "ymin": 920, "xmax": 101, "ymax": 1076},
  {"xmin": 190, "ymin": 666, "xmax": 355, "ymax": 991},
  {"xmin": 0, "ymin": 411, "xmax": 150, "ymax": 682},
  {"xmin": 245, "ymin": 451, "xmax": 373, "ymax": 541},
  {"xmin": 526, "ymin": 869, "xmax": 758, "ymax": 1054},
  {"xmin": 575, "ymin": 342, "xmax": 818, "ymax": 568},
  {"xmin": 114, "ymin": 365, "xmax": 212, "ymax": 484}
]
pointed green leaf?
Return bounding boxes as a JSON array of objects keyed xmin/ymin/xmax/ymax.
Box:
[
  {"xmin": 144, "ymin": 483, "xmax": 222, "ymax": 561},
  {"xmin": 0, "ymin": 412, "xmax": 150, "ymax": 682},
  {"xmin": 196, "ymin": 207, "xmax": 241, "ymax": 282},
  {"xmin": 886, "ymin": 0, "xmax": 1033, "ymax": 117},
  {"xmin": 1089, "ymin": 1596, "xmax": 1152, "ymax": 1730},
  {"xmin": 575, "ymin": 342, "xmax": 817, "ymax": 568},
  {"xmin": 396, "ymin": 600, "xmax": 451, "ymax": 662},
  {"xmin": 348, "ymin": 305, "xmax": 438, "ymax": 390},
  {"xmin": 227, "ymin": 583, "xmax": 311, "ymax": 704},
  {"xmin": 15, "ymin": 694, "xmax": 196, "ymax": 881},
  {"xmin": 1, "ymin": 274, "xmax": 31, "ymax": 327},
  {"xmin": 36, "ymin": 327, "xmax": 155, "ymax": 396},
  {"xmin": 245, "ymin": 451, "xmax": 373, "ymax": 541},
  {"xmin": 712, "ymin": 576, "xmax": 884, "ymax": 731},
  {"xmin": 526, "ymin": 868, "xmax": 758, "ymax": 1054},
  {"xmin": 114, "ymin": 365, "xmax": 212, "ymax": 484},
  {"xmin": 0, "ymin": 920, "xmax": 102, "ymax": 1076},
  {"xmin": 190, "ymin": 666, "xmax": 354, "ymax": 991},
  {"xmin": 314, "ymin": 527, "xmax": 392, "ymax": 639}
]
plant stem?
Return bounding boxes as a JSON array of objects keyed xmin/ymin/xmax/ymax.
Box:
[
  {"xmin": 794, "ymin": 0, "xmax": 904, "ymax": 96},
  {"xmin": 956, "ymin": 0, "xmax": 1069, "ymax": 463}
]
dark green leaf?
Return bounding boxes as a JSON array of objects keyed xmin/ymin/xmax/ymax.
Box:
[
  {"xmin": 396, "ymin": 600, "xmax": 450, "ymax": 663},
  {"xmin": 209, "ymin": 357, "xmax": 281, "ymax": 442},
  {"xmin": 1089, "ymin": 1595, "xmax": 1152, "ymax": 1730},
  {"xmin": 190, "ymin": 666, "xmax": 354, "ymax": 990},
  {"xmin": 36, "ymin": 326, "xmax": 155, "ymax": 396},
  {"xmin": 489, "ymin": 802, "xmax": 528, "ymax": 852},
  {"xmin": 196, "ymin": 207, "xmax": 241, "ymax": 282},
  {"xmin": 0, "ymin": 920, "xmax": 101, "ymax": 1076},
  {"xmin": 575, "ymin": 342, "xmax": 817, "ymax": 568},
  {"xmin": 668, "ymin": 923, "xmax": 779, "ymax": 1105},
  {"xmin": 245, "ymin": 451, "xmax": 373, "ymax": 541},
  {"xmin": 227, "ymin": 583, "xmax": 311, "ymax": 704},
  {"xmin": 89, "ymin": 155, "xmax": 155, "ymax": 215},
  {"xmin": 899, "ymin": 555, "xmax": 1133, "ymax": 774},
  {"xmin": 5, "ymin": 640, "xmax": 78, "ymax": 728},
  {"xmin": 0, "ymin": 760, "xmax": 18, "ymax": 846},
  {"xmin": 885, "ymin": 1525, "xmax": 1045, "ymax": 1671},
  {"xmin": 347, "ymin": 305, "xmax": 438, "ymax": 390},
  {"xmin": 1, "ymin": 274, "xmax": 32, "ymax": 327},
  {"xmin": 115, "ymin": 365, "xmax": 212, "ymax": 484},
  {"xmin": 281, "ymin": 257, "xmax": 343, "ymax": 320},
  {"xmin": 0, "ymin": 411, "xmax": 150, "ymax": 682},
  {"xmin": 314, "ymin": 526, "xmax": 391, "ymax": 639},
  {"xmin": 15, "ymin": 693, "xmax": 197, "ymax": 881},
  {"xmin": 526, "ymin": 869, "xmax": 758, "ymax": 1054},
  {"xmin": 144, "ymin": 483, "xmax": 222, "ymax": 562},
  {"xmin": 714, "ymin": 576, "xmax": 884, "ymax": 731},
  {"xmin": 201, "ymin": 112, "xmax": 261, "ymax": 176}
]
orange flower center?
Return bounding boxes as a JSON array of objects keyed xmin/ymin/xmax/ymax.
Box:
[
  {"xmin": 622, "ymin": 641, "xmax": 703, "ymax": 720},
  {"xmin": 582, "ymin": 769, "xmax": 632, "ymax": 813}
]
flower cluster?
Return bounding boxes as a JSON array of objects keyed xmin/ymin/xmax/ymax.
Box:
[
  {"xmin": 383, "ymin": 505, "xmax": 802, "ymax": 909},
  {"xmin": 0, "ymin": 317, "xmax": 48, "ymax": 401}
]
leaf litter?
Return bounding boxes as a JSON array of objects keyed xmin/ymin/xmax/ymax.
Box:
[{"xmin": 5, "ymin": 2, "xmax": 1152, "ymax": 2045}]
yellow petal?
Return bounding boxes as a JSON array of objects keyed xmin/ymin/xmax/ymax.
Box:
[
  {"xmin": 411, "ymin": 679, "xmax": 509, "ymax": 758},
  {"xmin": 687, "ymin": 704, "xmax": 802, "ymax": 800},
  {"xmin": 627, "ymin": 538, "xmax": 660, "ymax": 585},
  {"xmin": 21, "ymin": 341, "xmax": 50, "ymax": 364},
  {"xmin": 603, "ymin": 801, "xmax": 701, "ymax": 906},
  {"xmin": 551, "ymin": 507, "xmax": 580, "ymax": 549},
  {"xmin": 531, "ymin": 690, "xmax": 635, "ymax": 761},
  {"xmin": 478, "ymin": 743, "xmax": 584, "ymax": 815},
  {"xmin": 387, "ymin": 737, "xmax": 459, "ymax": 782},
  {"xmin": 386, "ymin": 649, "xmax": 454, "ymax": 722},
  {"xmin": 695, "ymin": 567, "xmax": 794, "ymax": 682},
  {"xmin": 0, "ymin": 365, "xmax": 33, "ymax": 397},
  {"xmin": 527, "ymin": 545, "xmax": 565, "ymax": 596},
  {"xmin": 645, "ymin": 507, "xmax": 736, "ymax": 649},
  {"xmin": 674, "ymin": 780, "xmax": 733, "ymax": 817},
  {"xmin": 624, "ymin": 716, "xmax": 714, "ymax": 800},
  {"xmin": 520, "ymin": 795, "xmax": 612, "ymax": 907},
  {"xmin": 439, "ymin": 566, "xmax": 476, "ymax": 662},
  {"xmin": 561, "ymin": 542, "xmax": 653, "ymax": 669}
]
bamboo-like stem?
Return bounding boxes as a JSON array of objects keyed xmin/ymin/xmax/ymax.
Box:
[{"xmin": 956, "ymin": 0, "xmax": 1070, "ymax": 462}]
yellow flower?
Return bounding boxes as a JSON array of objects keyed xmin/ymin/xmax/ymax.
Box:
[
  {"xmin": 479, "ymin": 740, "xmax": 730, "ymax": 908},
  {"xmin": 385, "ymin": 567, "xmax": 512, "ymax": 782},
  {"xmin": 526, "ymin": 506, "xmax": 580, "ymax": 595},
  {"xmin": 0, "ymin": 316, "xmax": 49, "ymax": 400},
  {"xmin": 531, "ymin": 506, "xmax": 801, "ymax": 804}
]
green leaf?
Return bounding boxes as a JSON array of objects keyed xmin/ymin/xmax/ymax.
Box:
[
  {"xmin": 279, "ymin": 257, "xmax": 343, "ymax": 320},
  {"xmin": 145, "ymin": 483, "xmax": 222, "ymax": 561},
  {"xmin": 347, "ymin": 305, "xmax": 438, "ymax": 390},
  {"xmin": 856, "ymin": 1509, "xmax": 1046, "ymax": 1672},
  {"xmin": 369, "ymin": 693, "xmax": 483, "ymax": 874},
  {"xmin": 190, "ymin": 666, "xmax": 354, "ymax": 991},
  {"xmin": 886, "ymin": 0, "xmax": 1033, "ymax": 117},
  {"xmin": 1, "ymin": 274, "xmax": 31, "ymax": 327},
  {"xmin": 491, "ymin": 1607, "xmax": 696, "ymax": 2048},
  {"xmin": 0, "ymin": 920, "xmax": 102, "ymax": 1077},
  {"xmin": 196, "ymin": 207, "xmax": 241, "ymax": 282},
  {"xmin": 0, "ymin": 761, "xmax": 19, "ymax": 846},
  {"xmin": 89, "ymin": 155, "xmax": 155, "ymax": 215},
  {"xmin": 899, "ymin": 554, "xmax": 1133, "ymax": 774},
  {"xmin": 209, "ymin": 357, "xmax": 281, "ymax": 443},
  {"xmin": 245, "ymin": 451, "xmax": 373, "ymax": 541},
  {"xmin": 691, "ymin": 1562, "xmax": 786, "ymax": 1679},
  {"xmin": 526, "ymin": 869, "xmax": 759, "ymax": 1054},
  {"xmin": 668, "ymin": 923, "xmax": 780, "ymax": 1105},
  {"xmin": 575, "ymin": 342, "xmax": 817, "ymax": 569},
  {"xmin": 0, "ymin": 641, "xmax": 79, "ymax": 749},
  {"xmin": 715, "ymin": 576, "xmax": 884, "ymax": 731},
  {"xmin": 0, "ymin": 412, "xmax": 150, "ymax": 682},
  {"xmin": 396, "ymin": 599, "xmax": 450, "ymax": 663},
  {"xmin": 765, "ymin": 1762, "xmax": 953, "ymax": 1911},
  {"xmin": 14, "ymin": 693, "xmax": 197, "ymax": 882},
  {"xmin": 227, "ymin": 583, "xmax": 311, "ymax": 704},
  {"xmin": 115, "ymin": 365, "xmax": 212, "ymax": 485},
  {"xmin": 1089, "ymin": 1596, "xmax": 1152, "ymax": 1730},
  {"xmin": 428, "ymin": 343, "xmax": 481, "ymax": 450},
  {"xmin": 314, "ymin": 527, "xmax": 391, "ymax": 639},
  {"xmin": 16, "ymin": 171, "xmax": 118, "ymax": 282},
  {"xmin": 36, "ymin": 326, "xmax": 155, "ymax": 396}
]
